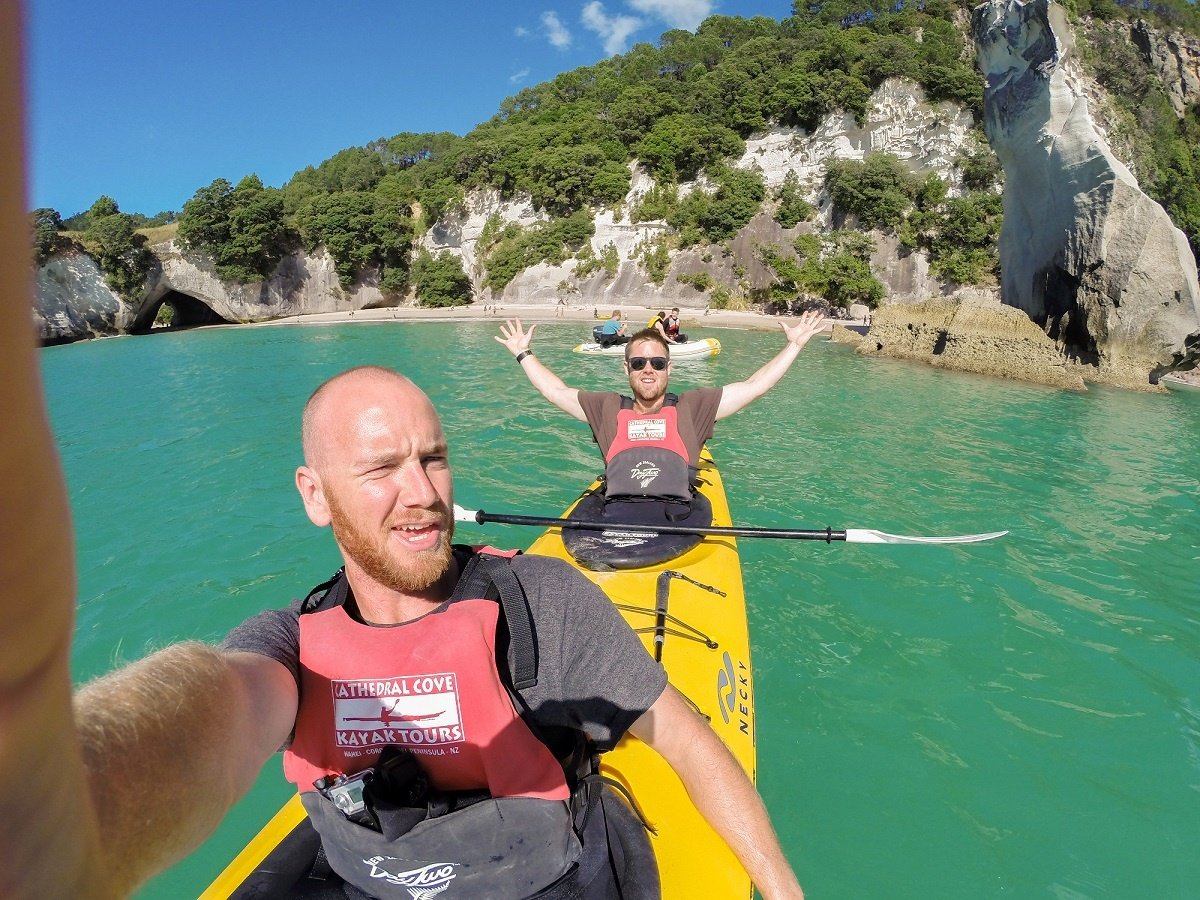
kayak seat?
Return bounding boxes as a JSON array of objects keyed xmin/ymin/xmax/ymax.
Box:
[{"xmin": 561, "ymin": 493, "xmax": 714, "ymax": 571}]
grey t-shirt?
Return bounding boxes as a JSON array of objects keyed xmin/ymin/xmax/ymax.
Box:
[
  {"xmin": 578, "ymin": 387, "xmax": 722, "ymax": 466},
  {"xmin": 221, "ymin": 551, "xmax": 667, "ymax": 751}
]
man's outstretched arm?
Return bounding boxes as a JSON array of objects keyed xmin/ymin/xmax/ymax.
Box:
[
  {"xmin": 630, "ymin": 684, "xmax": 805, "ymax": 900},
  {"xmin": 495, "ymin": 317, "xmax": 588, "ymax": 421},
  {"xmin": 0, "ymin": 15, "xmax": 297, "ymax": 892},
  {"xmin": 74, "ymin": 647, "xmax": 299, "ymax": 895},
  {"xmin": 0, "ymin": 8, "xmax": 106, "ymax": 893},
  {"xmin": 715, "ymin": 310, "xmax": 826, "ymax": 420}
]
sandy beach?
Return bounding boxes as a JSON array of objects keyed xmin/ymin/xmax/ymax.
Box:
[{"xmin": 258, "ymin": 301, "xmax": 859, "ymax": 333}]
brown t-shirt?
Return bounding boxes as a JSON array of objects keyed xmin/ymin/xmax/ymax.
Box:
[{"xmin": 577, "ymin": 387, "xmax": 723, "ymax": 465}]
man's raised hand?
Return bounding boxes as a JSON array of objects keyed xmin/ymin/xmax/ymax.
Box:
[
  {"xmin": 780, "ymin": 309, "xmax": 825, "ymax": 349},
  {"xmin": 495, "ymin": 318, "xmax": 537, "ymax": 356}
]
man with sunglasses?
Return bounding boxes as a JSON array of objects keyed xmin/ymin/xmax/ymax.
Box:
[{"xmin": 496, "ymin": 309, "xmax": 825, "ymax": 505}]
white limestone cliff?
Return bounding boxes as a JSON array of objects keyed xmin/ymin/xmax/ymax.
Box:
[
  {"xmin": 419, "ymin": 77, "xmax": 976, "ymax": 308},
  {"xmin": 972, "ymin": 0, "xmax": 1200, "ymax": 382}
]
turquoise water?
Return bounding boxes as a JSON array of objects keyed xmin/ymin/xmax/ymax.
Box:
[{"xmin": 40, "ymin": 321, "xmax": 1200, "ymax": 899}]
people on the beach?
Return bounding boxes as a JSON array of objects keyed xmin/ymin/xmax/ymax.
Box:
[
  {"xmin": 496, "ymin": 310, "xmax": 825, "ymax": 504},
  {"xmin": 595, "ymin": 308, "xmax": 628, "ymax": 347}
]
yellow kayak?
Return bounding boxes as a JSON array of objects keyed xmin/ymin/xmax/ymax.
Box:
[
  {"xmin": 525, "ymin": 447, "xmax": 755, "ymax": 900},
  {"xmin": 201, "ymin": 448, "xmax": 754, "ymax": 899}
]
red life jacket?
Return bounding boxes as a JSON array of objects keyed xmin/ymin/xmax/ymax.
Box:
[
  {"xmin": 286, "ymin": 549, "xmax": 590, "ymax": 899},
  {"xmin": 285, "ymin": 550, "xmax": 567, "ymax": 799},
  {"xmin": 603, "ymin": 394, "xmax": 692, "ymax": 501}
]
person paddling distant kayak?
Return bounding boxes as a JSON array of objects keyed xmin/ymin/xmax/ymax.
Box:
[{"xmin": 496, "ymin": 310, "xmax": 825, "ymax": 507}]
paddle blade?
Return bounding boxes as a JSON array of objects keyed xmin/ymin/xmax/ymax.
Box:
[
  {"xmin": 453, "ymin": 504, "xmax": 482, "ymax": 523},
  {"xmin": 845, "ymin": 529, "xmax": 1009, "ymax": 545}
]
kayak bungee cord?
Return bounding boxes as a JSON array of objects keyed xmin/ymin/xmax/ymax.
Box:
[{"xmin": 453, "ymin": 505, "xmax": 1008, "ymax": 546}]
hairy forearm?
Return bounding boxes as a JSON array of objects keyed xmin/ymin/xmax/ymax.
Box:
[{"xmin": 74, "ymin": 643, "xmax": 273, "ymax": 895}]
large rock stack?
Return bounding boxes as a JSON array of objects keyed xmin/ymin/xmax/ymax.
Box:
[{"xmin": 972, "ymin": 0, "xmax": 1200, "ymax": 383}]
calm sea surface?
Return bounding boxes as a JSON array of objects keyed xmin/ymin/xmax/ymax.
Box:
[{"xmin": 40, "ymin": 321, "xmax": 1200, "ymax": 899}]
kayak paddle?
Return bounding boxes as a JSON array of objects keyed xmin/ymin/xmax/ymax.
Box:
[{"xmin": 452, "ymin": 505, "xmax": 1007, "ymax": 545}]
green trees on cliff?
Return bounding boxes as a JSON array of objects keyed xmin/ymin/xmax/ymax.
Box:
[
  {"xmin": 33, "ymin": 0, "xmax": 1200, "ymax": 311},
  {"xmin": 36, "ymin": 2, "xmax": 1007, "ymax": 304},
  {"xmin": 157, "ymin": 3, "xmax": 992, "ymax": 300},
  {"xmin": 821, "ymin": 150, "xmax": 1002, "ymax": 286},
  {"xmin": 177, "ymin": 177, "xmax": 293, "ymax": 282},
  {"xmin": 81, "ymin": 197, "xmax": 155, "ymax": 299},
  {"xmin": 1079, "ymin": 15, "xmax": 1200, "ymax": 259}
]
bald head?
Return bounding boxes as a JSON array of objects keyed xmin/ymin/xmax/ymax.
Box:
[{"xmin": 301, "ymin": 366, "xmax": 440, "ymax": 471}]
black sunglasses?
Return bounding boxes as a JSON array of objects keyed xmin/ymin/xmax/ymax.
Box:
[{"xmin": 628, "ymin": 356, "xmax": 668, "ymax": 371}]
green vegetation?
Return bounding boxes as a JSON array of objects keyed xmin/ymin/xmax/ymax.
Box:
[
  {"xmin": 46, "ymin": 1, "xmax": 1200, "ymax": 299},
  {"xmin": 78, "ymin": 197, "xmax": 155, "ymax": 299},
  {"xmin": 410, "ymin": 251, "xmax": 472, "ymax": 307},
  {"xmin": 30, "ymin": 208, "xmax": 62, "ymax": 265},
  {"xmin": 61, "ymin": 206, "xmax": 175, "ymax": 233},
  {"xmin": 482, "ymin": 212, "xmax": 594, "ymax": 291},
  {"xmin": 177, "ymin": 177, "xmax": 295, "ymax": 282},
  {"xmin": 677, "ymin": 271, "xmax": 715, "ymax": 292},
  {"xmin": 636, "ymin": 236, "xmax": 674, "ymax": 285},
  {"xmin": 1065, "ymin": 0, "xmax": 1200, "ymax": 35},
  {"xmin": 822, "ymin": 151, "xmax": 1001, "ymax": 285},
  {"xmin": 825, "ymin": 152, "xmax": 921, "ymax": 230},
  {"xmin": 759, "ymin": 230, "xmax": 885, "ymax": 308},
  {"xmin": 774, "ymin": 170, "xmax": 815, "ymax": 228},
  {"xmin": 1075, "ymin": 16, "xmax": 1200, "ymax": 260},
  {"xmin": 32, "ymin": 3, "xmax": 994, "ymax": 296},
  {"xmin": 574, "ymin": 241, "xmax": 620, "ymax": 279}
]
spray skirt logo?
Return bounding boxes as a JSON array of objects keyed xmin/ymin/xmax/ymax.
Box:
[
  {"xmin": 362, "ymin": 858, "xmax": 459, "ymax": 897},
  {"xmin": 629, "ymin": 460, "xmax": 661, "ymax": 488}
]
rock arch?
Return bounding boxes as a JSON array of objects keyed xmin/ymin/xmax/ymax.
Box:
[{"xmin": 130, "ymin": 289, "xmax": 235, "ymax": 333}]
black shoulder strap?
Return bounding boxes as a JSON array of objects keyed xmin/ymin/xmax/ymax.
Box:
[
  {"xmin": 620, "ymin": 393, "xmax": 677, "ymax": 409},
  {"xmin": 299, "ymin": 553, "xmax": 538, "ymax": 691},
  {"xmin": 449, "ymin": 552, "xmax": 538, "ymax": 691},
  {"xmin": 300, "ymin": 567, "xmax": 350, "ymax": 615}
]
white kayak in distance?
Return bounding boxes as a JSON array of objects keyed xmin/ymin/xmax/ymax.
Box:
[{"xmin": 572, "ymin": 337, "xmax": 721, "ymax": 359}]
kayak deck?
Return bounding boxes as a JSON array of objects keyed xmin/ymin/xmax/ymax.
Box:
[{"xmin": 525, "ymin": 448, "xmax": 755, "ymax": 900}]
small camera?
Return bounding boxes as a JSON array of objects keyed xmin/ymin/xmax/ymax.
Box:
[
  {"xmin": 315, "ymin": 770, "xmax": 376, "ymax": 828},
  {"xmin": 314, "ymin": 747, "xmax": 428, "ymax": 831}
]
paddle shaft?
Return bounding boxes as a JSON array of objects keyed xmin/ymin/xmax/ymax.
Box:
[{"xmin": 466, "ymin": 509, "xmax": 847, "ymax": 542}]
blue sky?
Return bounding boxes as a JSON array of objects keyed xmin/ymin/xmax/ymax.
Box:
[{"xmin": 25, "ymin": 0, "xmax": 791, "ymax": 218}]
